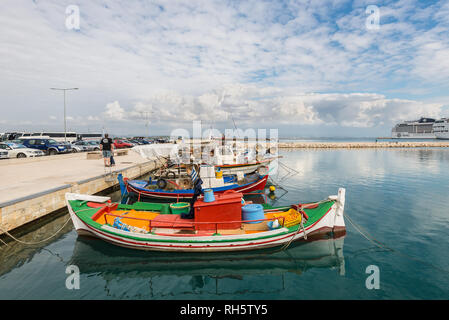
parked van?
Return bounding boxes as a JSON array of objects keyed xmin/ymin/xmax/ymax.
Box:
[{"xmin": 29, "ymin": 132, "xmax": 78, "ymax": 143}]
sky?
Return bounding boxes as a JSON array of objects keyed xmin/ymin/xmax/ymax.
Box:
[{"xmin": 0, "ymin": 0, "xmax": 448, "ymax": 138}]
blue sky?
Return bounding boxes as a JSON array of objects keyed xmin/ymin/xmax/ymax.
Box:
[{"xmin": 0, "ymin": 0, "xmax": 448, "ymax": 137}]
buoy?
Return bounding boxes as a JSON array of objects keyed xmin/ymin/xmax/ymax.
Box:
[{"xmin": 269, "ymin": 185, "xmax": 276, "ymax": 192}]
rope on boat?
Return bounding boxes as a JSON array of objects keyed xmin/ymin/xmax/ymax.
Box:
[
  {"xmin": 275, "ymin": 200, "xmax": 330, "ymax": 252},
  {"xmin": 344, "ymin": 212, "xmax": 449, "ymax": 275}
]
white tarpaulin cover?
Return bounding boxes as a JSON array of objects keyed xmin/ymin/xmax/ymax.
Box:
[{"xmin": 131, "ymin": 143, "xmax": 179, "ymax": 160}]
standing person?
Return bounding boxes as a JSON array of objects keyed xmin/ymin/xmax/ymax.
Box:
[
  {"xmin": 110, "ymin": 152, "xmax": 116, "ymax": 167},
  {"xmin": 184, "ymin": 164, "xmax": 203, "ymax": 219},
  {"xmin": 100, "ymin": 133, "xmax": 114, "ymax": 167}
]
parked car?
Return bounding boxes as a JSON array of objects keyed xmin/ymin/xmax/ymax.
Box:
[
  {"xmin": 0, "ymin": 142, "xmax": 46, "ymax": 158},
  {"xmin": 128, "ymin": 139, "xmax": 144, "ymax": 145},
  {"xmin": 71, "ymin": 140, "xmax": 96, "ymax": 152},
  {"xmin": 18, "ymin": 138, "xmax": 72, "ymax": 155},
  {"xmin": 124, "ymin": 139, "xmax": 139, "ymax": 146},
  {"xmin": 113, "ymin": 139, "xmax": 133, "ymax": 149},
  {"xmin": 71, "ymin": 143, "xmax": 88, "ymax": 153},
  {"xmin": 86, "ymin": 140, "xmax": 101, "ymax": 151},
  {"xmin": 0, "ymin": 150, "xmax": 7, "ymax": 159}
]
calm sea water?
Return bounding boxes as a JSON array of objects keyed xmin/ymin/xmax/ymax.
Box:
[{"xmin": 1, "ymin": 148, "xmax": 449, "ymax": 299}]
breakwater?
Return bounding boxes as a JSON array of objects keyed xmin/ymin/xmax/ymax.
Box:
[{"xmin": 278, "ymin": 141, "xmax": 449, "ymax": 149}]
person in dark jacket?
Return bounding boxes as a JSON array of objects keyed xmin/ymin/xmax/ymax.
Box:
[
  {"xmin": 100, "ymin": 133, "xmax": 114, "ymax": 167},
  {"xmin": 183, "ymin": 164, "xmax": 203, "ymax": 219}
]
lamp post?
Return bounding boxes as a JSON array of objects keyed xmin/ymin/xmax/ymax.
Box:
[
  {"xmin": 140, "ymin": 110, "xmax": 154, "ymax": 138},
  {"xmin": 50, "ymin": 87, "xmax": 79, "ymax": 143}
]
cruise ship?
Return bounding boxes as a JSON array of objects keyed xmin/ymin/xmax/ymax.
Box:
[
  {"xmin": 391, "ymin": 117, "xmax": 436, "ymax": 139},
  {"xmin": 433, "ymin": 118, "xmax": 449, "ymax": 139}
]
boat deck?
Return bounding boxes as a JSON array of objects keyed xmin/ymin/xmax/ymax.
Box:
[{"xmin": 70, "ymin": 199, "xmax": 335, "ymax": 237}]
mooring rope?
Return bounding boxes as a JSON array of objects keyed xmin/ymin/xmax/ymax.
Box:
[
  {"xmin": 0, "ymin": 207, "xmax": 91, "ymax": 247},
  {"xmin": 0, "ymin": 237, "xmax": 8, "ymax": 248},
  {"xmin": 345, "ymin": 212, "xmax": 449, "ymax": 275},
  {"xmin": 0, "ymin": 217, "xmax": 72, "ymax": 246}
]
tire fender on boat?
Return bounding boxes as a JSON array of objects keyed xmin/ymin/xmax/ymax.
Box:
[{"xmin": 157, "ymin": 178, "xmax": 167, "ymax": 189}]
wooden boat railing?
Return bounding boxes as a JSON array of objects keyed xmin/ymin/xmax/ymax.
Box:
[{"xmin": 103, "ymin": 213, "xmax": 286, "ymax": 235}]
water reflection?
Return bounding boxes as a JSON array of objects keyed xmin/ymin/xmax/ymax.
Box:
[
  {"xmin": 0, "ymin": 212, "xmax": 72, "ymax": 277},
  {"xmin": 69, "ymin": 236, "xmax": 345, "ymax": 298}
]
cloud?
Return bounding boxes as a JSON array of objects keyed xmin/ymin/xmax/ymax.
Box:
[
  {"xmin": 103, "ymin": 101, "xmax": 126, "ymax": 121},
  {"xmin": 0, "ymin": 0, "xmax": 447, "ymax": 135},
  {"xmin": 101, "ymin": 85, "xmax": 443, "ymax": 130}
]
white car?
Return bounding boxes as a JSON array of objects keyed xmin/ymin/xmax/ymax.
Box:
[
  {"xmin": 71, "ymin": 140, "xmax": 97, "ymax": 152},
  {"xmin": 71, "ymin": 144, "xmax": 88, "ymax": 152},
  {"xmin": 0, "ymin": 142, "xmax": 46, "ymax": 158}
]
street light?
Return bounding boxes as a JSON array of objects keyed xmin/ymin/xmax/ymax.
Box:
[
  {"xmin": 140, "ymin": 110, "xmax": 154, "ymax": 138},
  {"xmin": 50, "ymin": 87, "xmax": 79, "ymax": 143}
]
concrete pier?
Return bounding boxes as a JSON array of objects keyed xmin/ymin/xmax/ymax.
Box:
[
  {"xmin": 0, "ymin": 151, "xmax": 165, "ymax": 234},
  {"xmin": 278, "ymin": 141, "xmax": 449, "ymax": 149}
]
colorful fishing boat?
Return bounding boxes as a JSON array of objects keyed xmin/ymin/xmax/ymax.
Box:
[
  {"xmin": 122, "ymin": 171, "xmax": 269, "ymax": 201},
  {"xmin": 155, "ymin": 158, "xmax": 275, "ymax": 179},
  {"xmin": 215, "ymin": 157, "xmax": 277, "ymax": 175},
  {"xmin": 65, "ymin": 188, "xmax": 346, "ymax": 252}
]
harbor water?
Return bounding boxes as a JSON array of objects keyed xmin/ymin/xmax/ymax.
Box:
[{"xmin": 1, "ymin": 148, "xmax": 448, "ymax": 299}]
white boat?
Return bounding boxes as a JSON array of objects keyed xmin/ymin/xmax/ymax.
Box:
[
  {"xmin": 391, "ymin": 117, "xmax": 436, "ymax": 139},
  {"xmin": 433, "ymin": 118, "xmax": 449, "ymax": 140}
]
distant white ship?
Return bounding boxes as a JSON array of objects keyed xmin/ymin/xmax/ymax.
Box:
[
  {"xmin": 433, "ymin": 118, "xmax": 449, "ymax": 140},
  {"xmin": 391, "ymin": 118, "xmax": 436, "ymax": 139}
]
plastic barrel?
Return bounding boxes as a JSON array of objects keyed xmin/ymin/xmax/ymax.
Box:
[
  {"xmin": 242, "ymin": 204, "xmax": 265, "ymax": 224},
  {"xmin": 203, "ymin": 188, "xmax": 215, "ymax": 202}
]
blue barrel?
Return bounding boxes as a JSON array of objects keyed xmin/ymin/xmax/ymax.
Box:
[
  {"xmin": 203, "ymin": 188, "xmax": 215, "ymax": 202},
  {"xmin": 242, "ymin": 204, "xmax": 265, "ymax": 224}
]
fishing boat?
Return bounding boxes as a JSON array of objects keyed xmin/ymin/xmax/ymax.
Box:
[
  {"xmin": 214, "ymin": 157, "xmax": 277, "ymax": 175},
  {"xmin": 64, "ymin": 188, "xmax": 346, "ymax": 252},
  {"xmin": 132, "ymin": 140, "xmax": 279, "ymax": 177},
  {"xmin": 155, "ymin": 157, "xmax": 277, "ymax": 179},
  {"xmin": 122, "ymin": 169, "xmax": 270, "ymax": 201}
]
